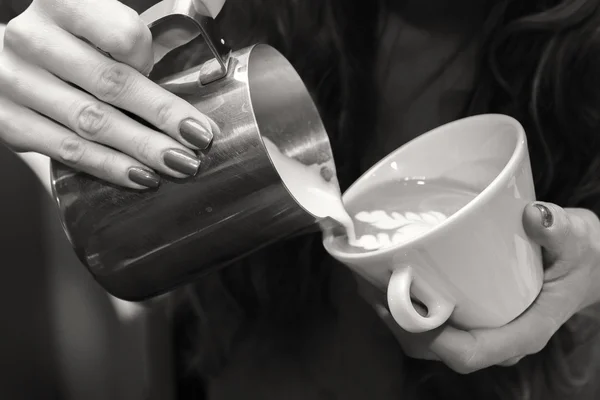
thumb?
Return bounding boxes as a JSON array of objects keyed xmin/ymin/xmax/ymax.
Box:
[
  {"xmin": 522, "ymin": 201, "xmax": 571, "ymax": 262},
  {"xmin": 193, "ymin": 0, "xmax": 227, "ymax": 18}
]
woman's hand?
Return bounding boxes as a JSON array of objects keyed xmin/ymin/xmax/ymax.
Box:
[
  {"xmin": 358, "ymin": 201, "xmax": 600, "ymax": 374},
  {"xmin": 0, "ymin": 0, "xmax": 219, "ymax": 189}
]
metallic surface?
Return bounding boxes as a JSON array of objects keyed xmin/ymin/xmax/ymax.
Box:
[
  {"xmin": 141, "ymin": 0, "xmax": 231, "ymax": 83},
  {"xmin": 50, "ymin": 2, "xmax": 336, "ymax": 301}
]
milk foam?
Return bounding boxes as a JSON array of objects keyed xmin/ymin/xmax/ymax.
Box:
[
  {"xmin": 342, "ymin": 178, "xmax": 478, "ymax": 252},
  {"xmin": 262, "ymin": 138, "xmax": 460, "ymax": 253},
  {"xmin": 262, "ymin": 138, "xmax": 358, "ymax": 243},
  {"xmin": 351, "ymin": 210, "xmax": 448, "ymax": 251}
]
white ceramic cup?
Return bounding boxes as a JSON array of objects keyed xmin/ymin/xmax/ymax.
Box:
[{"xmin": 323, "ymin": 114, "xmax": 544, "ymax": 333}]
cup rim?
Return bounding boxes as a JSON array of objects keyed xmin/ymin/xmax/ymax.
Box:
[{"xmin": 323, "ymin": 113, "xmax": 527, "ymax": 261}]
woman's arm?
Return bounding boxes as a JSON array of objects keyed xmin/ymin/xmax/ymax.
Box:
[{"xmin": 0, "ymin": 22, "xmax": 52, "ymax": 195}]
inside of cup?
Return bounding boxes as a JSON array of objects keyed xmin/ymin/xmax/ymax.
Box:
[
  {"xmin": 323, "ymin": 115, "xmax": 525, "ymax": 256},
  {"xmin": 343, "ymin": 115, "xmax": 524, "ymax": 204},
  {"xmin": 247, "ymin": 44, "xmax": 342, "ymax": 219}
]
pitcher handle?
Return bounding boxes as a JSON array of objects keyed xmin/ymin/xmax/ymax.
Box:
[{"xmin": 140, "ymin": 0, "xmax": 231, "ymax": 84}]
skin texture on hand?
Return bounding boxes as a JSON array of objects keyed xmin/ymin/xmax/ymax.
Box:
[
  {"xmin": 358, "ymin": 201, "xmax": 600, "ymax": 373},
  {"xmin": 0, "ymin": 0, "xmax": 219, "ymax": 190},
  {"xmin": 0, "ymin": 23, "xmax": 54, "ymax": 196}
]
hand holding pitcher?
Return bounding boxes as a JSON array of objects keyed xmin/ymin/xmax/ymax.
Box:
[{"xmin": 0, "ymin": 0, "xmax": 225, "ymax": 189}]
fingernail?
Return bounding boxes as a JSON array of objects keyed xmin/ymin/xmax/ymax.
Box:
[
  {"xmin": 533, "ymin": 203, "xmax": 554, "ymax": 228},
  {"xmin": 179, "ymin": 118, "xmax": 213, "ymax": 149},
  {"xmin": 163, "ymin": 149, "xmax": 201, "ymax": 176},
  {"xmin": 128, "ymin": 167, "xmax": 160, "ymax": 188}
]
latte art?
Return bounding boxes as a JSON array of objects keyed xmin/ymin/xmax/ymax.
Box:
[
  {"xmin": 336, "ymin": 178, "xmax": 479, "ymax": 253},
  {"xmin": 260, "ymin": 137, "xmax": 477, "ymax": 255},
  {"xmin": 352, "ymin": 210, "xmax": 449, "ymax": 251}
]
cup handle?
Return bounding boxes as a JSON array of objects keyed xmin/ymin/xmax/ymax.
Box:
[{"xmin": 387, "ymin": 264, "xmax": 455, "ymax": 333}]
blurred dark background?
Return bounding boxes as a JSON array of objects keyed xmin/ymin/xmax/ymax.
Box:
[
  {"xmin": 0, "ymin": 149, "xmax": 56, "ymax": 398},
  {"xmin": 0, "ymin": 2, "xmax": 63, "ymax": 398},
  {"xmin": 0, "ymin": 148, "xmax": 173, "ymax": 400}
]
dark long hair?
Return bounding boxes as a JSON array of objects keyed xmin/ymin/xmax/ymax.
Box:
[{"xmin": 155, "ymin": 0, "xmax": 600, "ymax": 399}]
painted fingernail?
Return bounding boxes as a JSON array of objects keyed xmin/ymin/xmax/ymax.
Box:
[
  {"xmin": 179, "ymin": 118, "xmax": 213, "ymax": 149},
  {"xmin": 533, "ymin": 203, "xmax": 554, "ymax": 228},
  {"xmin": 128, "ymin": 167, "xmax": 160, "ymax": 188},
  {"xmin": 163, "ymin": 149, "xmax": 201, "ymax": 176}
]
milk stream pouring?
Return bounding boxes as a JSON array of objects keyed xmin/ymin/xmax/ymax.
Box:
[{"xmin": 262, "ymin": 138, "xmax": 358, "ymax": 245}]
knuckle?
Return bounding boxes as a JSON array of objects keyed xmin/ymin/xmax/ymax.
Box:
[
  {"xmin": 529, "ymin": 331, "xmax": 552, "ymax": 355},
  {"xmin": 4, "ymin": 12, "xmax": 46, "ymax": 58},
  {"xmin": 106, "ymin": 31, "xmax": 136, "ymax": 57},
  {"xmin": 100, "ymin": 153, "xmax": 118, "ymax": 176},
  {"xmin": 58, "ymin": 137, "xmax": 87, "ymax": 165},
  {"xmin": 3, "ymin": 16, "xmax": 30, "ymax": 50},
  {"xmin": 451, "ymin": 362, "xmax": 477, "ymax": 375},
  {"xmin": 37, "ymin": 0, "xmax": 72, "ymax": 12},
  {"xmin": 453, "ymin": 359, "xmax": 477, "ymax": 375},
  {"xmin": 110, "ymin": 11, "xmax": 149, "ymax": 55},
  {"xmin": 0, "ymin": 54, "xmax": 17, "ymax": 89},
  {"xmin": 526, "ymin": 316, "xmax": 555, "ymax": 355},
  {"xmin": 0, "ymin": 128, "xmax": 24, "ymax": 151},
  {"xmin": 140, "ymin": 25, "xmax": 153, "ymax": 51},
  {"xmin": 451, "ymin": 346, "xmax": 484, "ymax": 375},
  {"xmin": 93, "ymin": 63, "xmax": 130, "ymax": 103},
  {"xmin": 563, "ymin": 213, "xmax": 592, "ymax": 258},
  {"xmin": 154, "ymin": 100, "xmax": 175, "ymax": 129},
  {"xmin": 73, "ymin": 103, "xmax": 111, "ymax": 138},
  {"xmin": 555, "ymin": 214, "xmax": 574, "ymax": 239},
  {"xmin": 527, "ymin": 338, "xmax": 549, "ymax": 356},
  {"xmin": 568, "ymin": 214, "xmax": 588, "ymax": 238},
  {"xmin": 132, "ymin": 134, "xmax": 153, "ymax": 160},
  {"xmin": 582, "ymin": 209, "xmax": 600, "ymax": 233},
  {"xmin": 502, "ymin": 359, "xmax": 519, "ymax": 367},
  {"xmin": 576, "ymin": 239, "xmax": 592, "ymax": 259},
  {"xmin": 0, "ymin": 108, "xmax": 25, "ymax": 152}
]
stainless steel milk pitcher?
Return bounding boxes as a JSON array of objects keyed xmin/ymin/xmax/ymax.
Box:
[{"xmin": 50, "ymin": 0, "xmax": 340, "ymax": 301}]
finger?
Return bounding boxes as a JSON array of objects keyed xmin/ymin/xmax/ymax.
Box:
[
  {"xmin": 498, "ymin": 355, "xmax": 524, "ymax": 367},
  {"xmin": 5, "ymin": 16, "xmax": 216, "ymax": 150},
  {"xmin": 0, "ymin": 51, "xmax": 200, "ymax": 178},
  {"xmin": 34, "ymin": 0, "xmax": 153, "ymax": 73},
  {"xmin": 428, "ymin": 302, "xmax": 557, "ymax": 374},
  {"xmin": 192, "ymin": 0, "xmax": 227, "ymax": 18},
  {"xmin": 523, "ymin": 202, "xmax": 581, "ymax": 263},
  {"xmin": 0, "ymin": 96, "xmax": 160, "ymax": 189}
]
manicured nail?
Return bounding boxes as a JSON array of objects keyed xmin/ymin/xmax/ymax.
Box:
[
  {"xmin": 128, "ymin": 167, "xmax": 160, "ymax": 188},
  {"xmin": 179, "ymin": 118, "xmax": 213, "ymax": 149},
  {"xmin": 533, "ymin": 203, "xmax": 554, "ymax": 228},
  {"xmin": 163, "ymin": 149, "xmax": 201, "ymax": 176}
]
